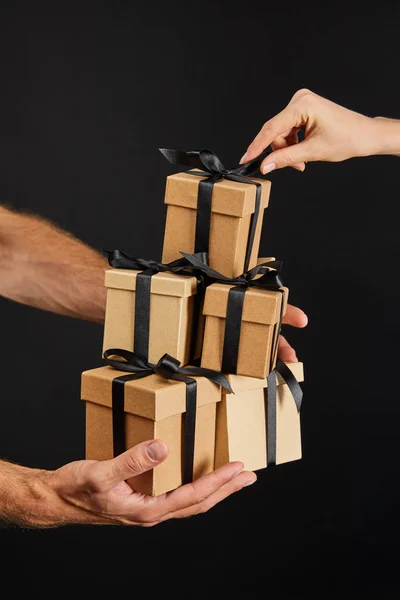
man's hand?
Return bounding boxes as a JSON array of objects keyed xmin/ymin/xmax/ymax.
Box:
[
  {"xmin": 240, "ymin": 88, "xmax": 399, "ymax": 174},
  {"xmin": 32, "ymin": 440, "xmax": 256, "ymax": 527},
  {"xmin": 278, "ymin": 303, "xmax": 308, "ymax": 363}
]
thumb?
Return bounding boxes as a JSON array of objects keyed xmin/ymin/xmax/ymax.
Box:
[
  {"xmin": 260, "ymin": 139, "xmax": 316, "ymax": 174},
  {"xmin": 99, "ymin": 440, "xmax": 168, "ymax": 485}
]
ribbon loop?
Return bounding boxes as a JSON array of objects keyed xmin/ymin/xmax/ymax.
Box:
[
  {"xmin": 198, "ymin": 149, "xmax": 227, "ymax": 174},
  {"xmin": 154, "ymin": 353, "xmax": 181, "ymax": 379},
  {"xmin": 179, "ymin": 251, "xmax": 284, "ymax": 290}
]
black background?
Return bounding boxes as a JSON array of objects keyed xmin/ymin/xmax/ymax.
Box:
[{"xmin": 0, "ymin": 2, "xmax": 399, "ymax": 597}]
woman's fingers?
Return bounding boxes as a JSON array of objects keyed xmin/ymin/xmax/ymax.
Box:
[
  {"xmin": 271, "ymin": 132, "xmax": 306, "ymax": 172},
  {"xmin": 240, "ymin": 105, "xmax": 300, "ymax": 164}
]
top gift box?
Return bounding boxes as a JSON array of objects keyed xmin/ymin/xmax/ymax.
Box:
[{"xmin": 160, "ymin": 149, "xmax": 272, "ymax": 278}]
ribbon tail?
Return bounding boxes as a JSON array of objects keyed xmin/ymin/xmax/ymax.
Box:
[
  {"xmin": 266, "ymin": 370, "xmax": 277, "ymax": 467},
  {"xmin": 179, "ymin": 365, "xmax": 233, "ymax": 394},
  {"xmin": 159, "ymin": 148, "xmax": 204, "ymax": 170},
  {"xmin": 275, "ymin": 359, "xmax": 303, "ymax": 412}
]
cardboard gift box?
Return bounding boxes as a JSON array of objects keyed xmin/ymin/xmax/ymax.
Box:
[
  {"xmin": 81, "ymin": 365, "xmax": 221, "ymax": 496},
  {"xmin": 215, "ymin": 362, "xmax": 304, "ymax": 471},
  {"xmin": 103, "ymin": 268, "xmax": 202, "ymax": 365},
  {"xmin": 200, "ymin": 282, "xmax": 288, "ymax": 379},
  {"xmin": 161, "ymin": 171, "xmax": 271, "ymax": 278}
]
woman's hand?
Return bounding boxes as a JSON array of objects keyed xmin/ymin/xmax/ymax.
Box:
[{"xmin": 240, "ymin": 89, "xmax": 393, "ymax": 174}]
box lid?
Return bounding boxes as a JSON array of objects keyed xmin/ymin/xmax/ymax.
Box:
[
  {"xmin": 165, "ymin": 171, "xmax": 271, "ymax": 217},
  {"xmin": 105, "ymin": 269, "xmax": 198, "ymax": 297},
  {"xmin": 222, "ymin": 361, "xmax": 304, "ymax": 394},
  {"xmin": 81, "ymin": 366, "xmax": 221, "ymax": 421},
  {"xmin": 203, "ymin": 282, "xmax": 288, "ymax": 325}
]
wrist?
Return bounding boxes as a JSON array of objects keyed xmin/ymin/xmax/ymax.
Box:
[{"xmin": 368, "ymin": 116, "xmax": 400, "ymax": 156}]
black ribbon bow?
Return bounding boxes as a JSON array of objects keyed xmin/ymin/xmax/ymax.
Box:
[
  {"xmin": 106, "ymin": 250, "xmax": 208, "ymax": 363},
  {"xmin": 180, "ymin": 252, "xmax": 286, "ymax": 375},
  {"xmin": 103, "ymin": 348, "xmax": 233, "ymax": 485},
  {"xmin": 160, "ymin": 148, "xmax": 272, "ymax": 274}
]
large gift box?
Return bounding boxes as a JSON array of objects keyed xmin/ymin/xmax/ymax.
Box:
[
  {"xmin": 215, "ymin": 362, "xmax": 304, "ymax": 471},
  {"xmin": 161, "ymin": 170, "xmax": 271, "ymax": 278},
  {"xmin": 103, "ymin": 268, "xmax": 202, "ymax": 365},
  {"xmin": 200, "ymin": 281, "xmax": 288, "ymax": 379},
  {"xmin": 81, "ymin": 363, "xmax": 221, "ymax": 496}
]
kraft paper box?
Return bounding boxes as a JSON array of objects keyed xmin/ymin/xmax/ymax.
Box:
[
  {"xmin": 215, "ymin": 362, "xmax": 304, "ymax": 471},
  {"xmin": 81, "ymin": 366, "xmax": 221, "ymax": 496},
  {"xmin": 162, "ymin": 171, "xmax": 271, "ymax": 278},
  {"xmin": 201, "ymin": 282, "xmax": 288, "ymax": 379},
  {"xmin": 103, "ymin": 268, "xmax": 202, "ymax": 365}
]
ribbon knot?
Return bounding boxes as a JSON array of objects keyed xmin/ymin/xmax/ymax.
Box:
[
  {"xmin": 160, "ymin": 147, "xmax": 272, "ymax": 178},
  {"xmin": 160, "ymin": 147, "xmax": 273, "ymax": 273},
  {"xmin": 179, "ymin": 251, "xmax": 284, "ymax": 291},
  {"xmin": 154, "ymin": 353, "xmax": 181, "ymax": 379}
]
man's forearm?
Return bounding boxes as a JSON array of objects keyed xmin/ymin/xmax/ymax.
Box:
[
  {"xmin": 0, "ymin": 459, "xmax": 105, "ymax": 528},
  {"xmin": 0, "ymin": 459, "xmax": 55, "ymax": 528},
  {"xmin": 0, "ymin": 206, "xmax": 107, "ymax": 321}
]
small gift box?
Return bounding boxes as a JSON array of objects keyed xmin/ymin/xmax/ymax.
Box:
[
  {"xmin": 81, "ymin": 354, "xmax": 224, "ymax": 496},
  {"xmin": 215, "ymin": 361, "xmax": 304, "ymax": 471},
  {"xmin": 103, "ymin": 267, "xmax": 202, "ymax": 365},
  {"xmin": 160, "ymin": 149, "xmax": 271, "ymax": 278},
  {"xmin": 200, "ymin": 281, "xmax": 288, "ymax": 379}
]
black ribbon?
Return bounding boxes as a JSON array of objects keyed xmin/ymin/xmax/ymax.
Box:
[
  {"xmin": 266, "ymin": 359, "xmax": 303, "ymax": 467},
  {"xmin": 160, "ymin": 148, "xmax": 272, "ymax": 273},
  {"xmin": 103, "ymin": 348, "xmax": 233, "ymax": 485},
  {"xmin": 180, "ymin": 252, "xmax": 285, "ymax": 375},
  {"xmin": 107, "ymin": 250, "xmax": 208, "ymax": 363}
]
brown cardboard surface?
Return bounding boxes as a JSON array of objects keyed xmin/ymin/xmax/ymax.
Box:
[
  {"xmin": 164, "ymin": 171, "xmax": 271, "ymax": 216},
  {"xmin": 203, "ymin": 282, "xmax": 288, "ymax": 325},
  {"xmin": 83, "ymin": 367, "xmax": 221, "ymax": 496},
  {"xmin": 201, "ymin": 283, "xmax": 289, "ymax": 378},
  {"xmin": 103, "ymin": 269, "xmax": 200, "ymax": 364},
  {"xmin": 81, "ymin": 366, "xmax": 220, "ymax": 420},
  {"xmin": 105, "ymin": 269, "xmax": 198, "ymax": 297},
  {"xmin": 215, "ymin": 362, "xmax": 303, "ymax": 471},
  {"xmin": 162, "ymin": 173, "xmax": 271, "ymax": 278}
]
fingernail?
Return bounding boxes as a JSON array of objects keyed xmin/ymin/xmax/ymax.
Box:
[
  {"xmin": 146, "ymin": 441, "xmax": 166, "ymax": 461},
  {"xmin": 243, "ymin": 476, "xmax": 257, "ymax": 487},
  {"xmin": 262, "ymin": 162, "xmax": 276, "ymax": 175},
  {"xmin": 239, "ymin": 152, "xmax": 248, "ymax": 164}
]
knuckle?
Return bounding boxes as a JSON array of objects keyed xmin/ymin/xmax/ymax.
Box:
[
  {"xmin": 261, "ymin": 121, "xmax": 276, "ymax": 137},
  {"xmin": 279, "ymin": 152, "xmax": 294, "ymax": 167},
  {"xmin": 85, "ymin": 470, "xmax": 105, "ymax": 494},
  {"xmin": 292, "ymin": 88, "xmax": 313, "ymax": 101},
  {"xmin": 187, "ymin": 482, "xmax": 208, "ymax": 505},
  {"xmin": 123, "ymin": 452, "xmax": 146, "ymax": 475},
  {"xmin": 197, "ymin": 502, "xmax": 210, "ymax": 515}
]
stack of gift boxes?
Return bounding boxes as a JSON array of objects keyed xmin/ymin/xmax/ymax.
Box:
[{"xmin": 81, "ymin": 150, "xmax": 304, "ymax": 496}]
